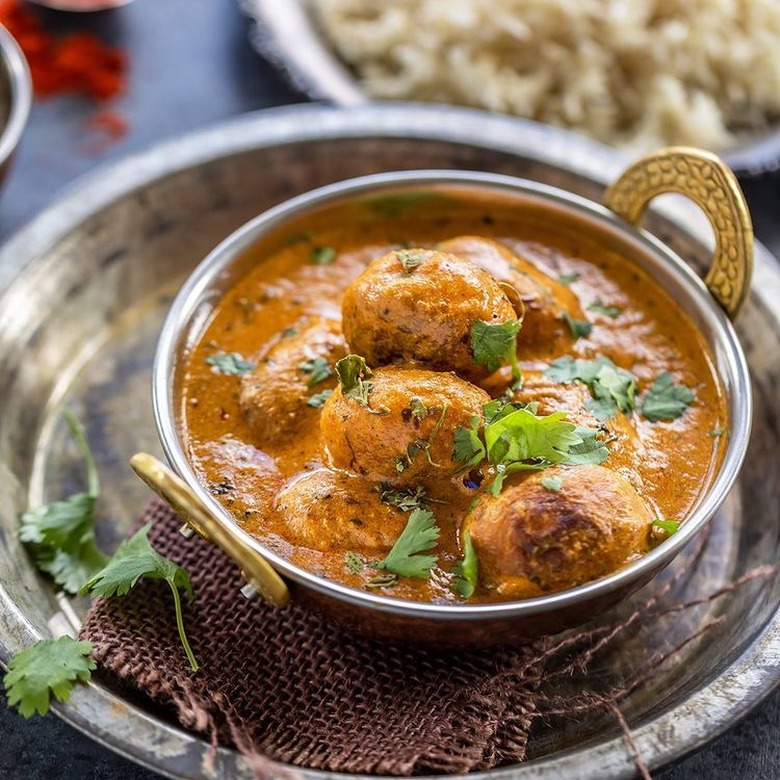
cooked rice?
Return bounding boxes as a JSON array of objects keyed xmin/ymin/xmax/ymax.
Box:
[{"xmin": 307, "ymin": 0, "xmax": 780, "ymax": 152}]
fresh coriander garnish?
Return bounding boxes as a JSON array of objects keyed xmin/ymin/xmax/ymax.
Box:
[
  {"xmin": 373, "ymin": 508, "xmax": 440, "ymax": 580},
  {"xmin": 205, "ymin": 352, "xmax": 255, "ymax": 375},
  {"xmin": 307, "ymin": 389, "xmax": 333, "ymax": 408},
  {"xmin": 81, "ymin": 523, "xmax": 199, "ymax": 671},
  {"xmin": 588, "ymin": 299, "xmax": 622, "ymax": 318},
  {"xmin": 334, "ymin": 354, "xmax": 388, "ymax": 414},
  {"xmin": 708, "ymin": 425, "xmax": 725, "ymax": 438},
  {"xmin": 396, "ymin": 403, "xmax": 449, "ymax": 472},
  {"xmin": 4, "ymin": 637, "xmax": 95, "ymax": 718},
  {"xmin": 640, "ymin": 372, "xmax": 695, "ymax": 422},
  {"xmin": 558, "ymin": 272, "xmax": 581, "ymax": 285},
  {"xmin": 298, "ymin": 356, "xmax": 332, "ymax": 388},
  {"xmin": 310, "ymin": 246, "xmax": 337, "ymax": 265},
  {"xmin": 396, "ymin": 249, "xmax": 427, "ymax": 272},
  {"xmin": 471, "ymin": 319, "xmax": 522, "ymax": 381},
  {"xmin": 407, "ymin": 397, "xmax": 429, "ymax": 420},
  {"xmin": 452, "ymin": 532, "xmax": 478, "ymax": 598},
  {"xmin": 563, "ymin": 311, "xmax": 593, "ymax": 339},
  {"xmin": 19, "ymin": 411, "xmax": 108, "ymax": 594},
  {"xmin": 652, "ymin": 519, "xmax": 680, "ymax": 535},
  {"xmin": 344, "ymin": 551, "xmax": 366, "ymax": 573},
  {"xmin": 366, "ymin": 572, "xmax": 399, "ymax": 588},
  {"xmin": 452, "ymin": 402, "xmax": 608, "ymax": 493},
  {"xmin": 377, "ymin": 483, "xmax": 430, "ymax": 512},
  {"xmin": 545, "ymin": 356, "xmax": 637, "ymax": 421},
  {"xmin": 541, "ymin": 475, "xmax": 563, "ymax": 492},
  {"xmin": 280, "ymin": 327, "xmax": 297, "ymax": 338}
]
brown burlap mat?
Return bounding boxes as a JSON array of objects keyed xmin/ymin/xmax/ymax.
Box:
[{"xmin": 79, "ymin": 500, "xmax": 772, "ymax": 779}]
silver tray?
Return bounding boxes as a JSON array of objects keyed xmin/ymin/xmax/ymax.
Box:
[
  {"xmin": 238, "ymin": 0, "xmax": 780, "ymax": 177},
  {"xmin": 0, "ymin": 104, "xmax": 779, "ymax": 779}
]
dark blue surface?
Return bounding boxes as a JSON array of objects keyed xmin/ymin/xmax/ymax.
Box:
[{"xmin": 0, "ymin": 1, "xmax": 778, "ymax": 777}]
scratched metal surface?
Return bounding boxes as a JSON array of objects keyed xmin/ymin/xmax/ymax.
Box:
[{"xmin": 0, "ymin": 104, "xmax": 778, "ymax": 778}]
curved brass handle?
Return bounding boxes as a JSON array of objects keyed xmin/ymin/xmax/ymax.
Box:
[
  {"xmin": 130, "ymin": 452, "xmax": 290, "ymax": 608},
  {"xmin": 603, "ymin": 147, "xmax": 754, "ymax": 319}
]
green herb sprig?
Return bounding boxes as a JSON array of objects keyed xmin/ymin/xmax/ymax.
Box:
[
  {"xmin": 471, "ymin": 319, "xmax": 522, "ymax": 381},
  {"xmin": 4, "ymin": 637, "xmax": 95, "ymax": 718},
  {"xmin": 82, "ymin": 523, "xmax": 199, "ymax": 671},
  {"xmin": 205, "ymin": 352, "xmax": 256, "ymax": 375},
  {"xmin": 19, "ymin": 411, "xmax": 108, "ymax": 594}
]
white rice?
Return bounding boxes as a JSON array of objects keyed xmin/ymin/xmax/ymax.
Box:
[{"xmin": 307, "ymin": 0, "xmax": 780, "ymax": 153}]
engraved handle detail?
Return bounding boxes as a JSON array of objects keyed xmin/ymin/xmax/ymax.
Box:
[
  {"xmin": 130, "ymin": 452, "xmax": 290, "ymax": 607},
  {"xmin": 603, "ymin": 147, "xmax": 753, "ymax": 319}
]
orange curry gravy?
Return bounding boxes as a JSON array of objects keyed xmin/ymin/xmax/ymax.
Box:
[{"xmin": 179, "ymin": 190, "xmax": 726, "ymax": 604}]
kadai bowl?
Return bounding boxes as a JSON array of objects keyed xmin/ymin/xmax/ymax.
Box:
[{"xmin": 135, "ymin": 147, "xmax": 753, "ymax": 645}]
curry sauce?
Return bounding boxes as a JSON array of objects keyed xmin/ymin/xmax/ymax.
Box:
[{"xmin": 179, "ymin": 191, "xmax": 726, "ymax": 604}]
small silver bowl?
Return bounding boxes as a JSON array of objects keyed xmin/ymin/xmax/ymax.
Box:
[
  {"xmin": 0, "ymin": 25, "xmax": 30, "ymax": 190},
  {"xmin": 136, "ymin": 147, "xmax": 753, "ymax": 645}
]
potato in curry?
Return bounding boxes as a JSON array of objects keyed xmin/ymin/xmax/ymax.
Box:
[{"xmin": 179, "ymin": 191, "xmax": 726, "ymax": 604}]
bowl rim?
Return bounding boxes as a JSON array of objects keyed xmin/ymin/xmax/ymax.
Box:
[
  {"xmin": 0, "ymin": 25, "xmax": 31, "ymax": 170},
  {"xmin": 153, "ymin": 168, "xmax": 753, "ymax": 621}
]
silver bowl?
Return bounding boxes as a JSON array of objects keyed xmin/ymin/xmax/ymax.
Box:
[
  {"xmin": 0, "ymin": 25, "xmax": 30, "ymax": 189},
  {"xmin": 139, "ymin": 147, "xmax": 753, "ymax": 645}
]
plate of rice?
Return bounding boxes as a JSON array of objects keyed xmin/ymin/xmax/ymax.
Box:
[{"xmin": 240, "ymin": 0, "xmax": 780, "ymax": 175}]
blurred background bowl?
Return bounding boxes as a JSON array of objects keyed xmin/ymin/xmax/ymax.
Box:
[
  {"xmin": 239, "ymin": 0, "xmax": 780, "ymax": 179},
  {"xmin": 0, "ymin": 25, "xmax": 30, "ymax": 191}
]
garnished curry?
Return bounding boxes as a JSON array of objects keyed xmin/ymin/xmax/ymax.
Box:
[{"xmin": 179, "ymin": 191, "xmax": 726, "ymax": 604}]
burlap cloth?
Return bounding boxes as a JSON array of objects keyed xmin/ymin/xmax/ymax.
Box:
[{"xmin": 80, "ymin": 500, "xmax": 771, "ymax": 778}]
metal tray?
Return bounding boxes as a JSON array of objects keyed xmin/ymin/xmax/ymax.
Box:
[
  {"xmin": 238, "ymin": 0, "xmax": 780, "ymax": 178},
  {"xmin": 0, "ymin": 104, "xmax": 778, "ymax": 779}
]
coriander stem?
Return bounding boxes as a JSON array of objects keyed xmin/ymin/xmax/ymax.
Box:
[
  {"xmin": 63, "ymin": 409, "xmax": 100, "ymax": 499},
  {"xmin": 167, "ymin": 579, "xmax": 198, "ymax": 672}
]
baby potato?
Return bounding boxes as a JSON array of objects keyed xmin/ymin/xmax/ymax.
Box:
[
  {"xmin": 438, "ymin": 236, "xmax": 582, "ymax": 358},
  {"xmin": 342, "ymin": 248, "xmax": 517, "ymax": 380},
  {"xmin": 321, "ymin": 365, "xmax": 490, "ymax": 484},
  {"xmin": 464, "ymin": 465, "xmax": 652, "ymax": 596},
  {"xmin": 274, "ymin": 469, "xmax": 407, "ymax": 552},
  {"xmin": 240, "ymin": 315, "xmax": 346, "ymax": 443}
]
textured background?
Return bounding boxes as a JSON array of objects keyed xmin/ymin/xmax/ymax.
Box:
[{"xmin": 0, "ymin": 1, "xmax": 778, "ymax": 777}]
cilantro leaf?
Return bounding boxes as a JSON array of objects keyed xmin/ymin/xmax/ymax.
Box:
[
  {"xmin": 334, "ymin": 355, "xmax": 388, "ymax": 414},
  {"xmin": 471, "ymin": 319, "xmax": 522, "ymax": 381},
  {"xmin": 19, "ymin": 411, "xmax": 108, "ymax": 594},
  {"xmin": 377, "ymin": 483, "xmax": 430, "ymax": 512},
  {"xmin": 640, "ymin": 373, "xmax": 695, "ymax": 422},
  {"xmin": 344, "ymin": 551, "xmax": 366, "ymax": 573},
  {"xmin": 652, "ymin": 518, "xmax": 680, "ymax": 535},
  {"xmin": 310, "ymin": 246, "xmax": 336, "ymax": 265},
  {"xmin": 566, "ymin": 427, "xmax": 610, "ymax": 465},
  {"xmin": 396, "ymin": 249, "xmax": 427, "ymax": 272},
  {"xmin": 483, "ymin": 409, "xmax": 582, "ymax": 469},
  {"xmin": 558, "ymin": 272, "xmax": 581, "ymax": 285},
  {"xmin": 541, "ymin": 475, "xmax": 563, "ymax": 492},
  {"xmin": 452, "ymin": 532, "xmax": 478, "ymax": 598},
  {"xmin": 374, "ymin": 508, "xmax": 439, "ymax": 579},
  {"xmin": 307, "ymin": 389, "xmax": 333, "ymax": 408},
  {"xmin": 299, "ymin": 356, "xmax": 332, "ymax": 388},
  {"xmin": 708, "ymin": 425, "xmax": 725, "ymax": 438},
  {"xmin": 82, "ymin": 523, "xmax": 198, "ymax": 671},
  {"xmin": 546, "ymin": 356, "xmax": 637, "ymax": 421},
  {"xmin": 205, "ymin": 352, "xmax": 255, "ymax": 375},
  {"xmin": 4, "ymin": 637, "xmax": 95, "ymax": 718},
  {"xmin": 588, "ymin": 299, "xmax": 622, "ymax": 318},
  {"xmin": 452, "ymin": 416, "xmax": 486, "ymax": 468},
  {"xmin": 563, "ymin": 311, "xmax": 593, "ymax": 339},
  {"xmin": 452, "ymin": 400, "xmax": 609, "ymax": 492}
]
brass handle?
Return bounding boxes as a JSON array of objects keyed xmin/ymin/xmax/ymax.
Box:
[
  {"xmin": 130, "ymin": 452, "xmax": 290, "ymax": 607},
  {"xmin": 603, "ymin": 147, "xmax": 753, "ymax": 319}
]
